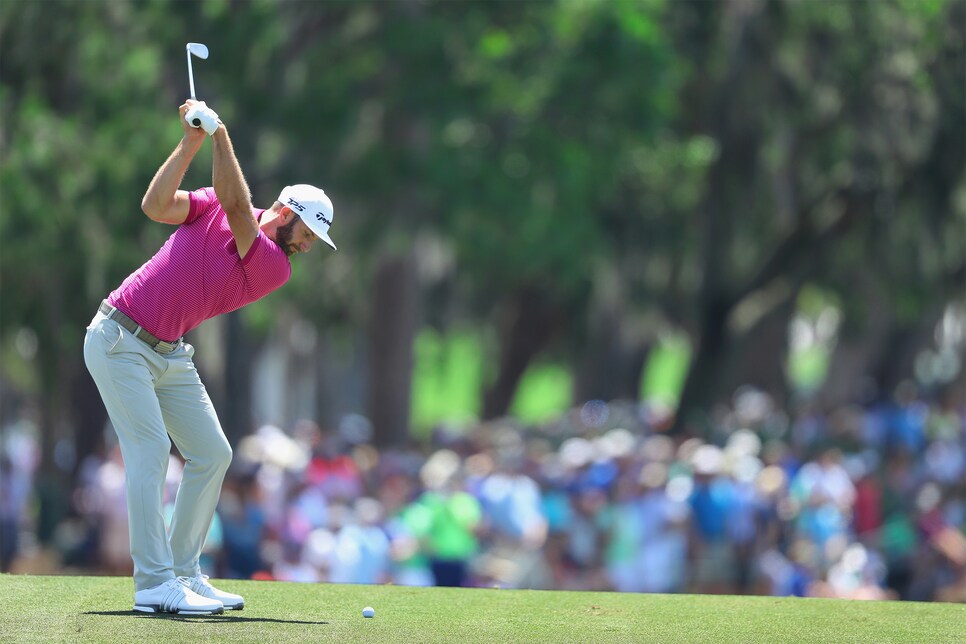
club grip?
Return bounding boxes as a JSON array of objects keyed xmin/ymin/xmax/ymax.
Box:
[{"xmin": 185, "ymin": 104, "xmax": 204, "ymax": 129}]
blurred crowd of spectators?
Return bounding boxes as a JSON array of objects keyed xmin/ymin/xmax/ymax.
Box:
[{"xmin": 2, "ymin": 383, "xmax": 964, "ymax": 602}]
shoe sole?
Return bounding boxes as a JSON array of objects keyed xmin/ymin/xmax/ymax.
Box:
[
  {"xmin": 133, "ymin": 604, "xmax": 225, "ymax": 616},
  {"xmin": 224, "ymin": 603, "xmax": 244, "ymax": 610}
]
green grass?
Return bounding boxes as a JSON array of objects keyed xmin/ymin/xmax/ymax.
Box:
[
  {"xmin": 0, "ymin": 575, "xmax": 963, "ymax": 643},
  {"xmin": 640, "ymin": 333, "xmax": 691, "ymax": 404},
  {"xmin": 787, "ymin": 344, "xmax": 831, "ymax": 392},
  {"xmin": 411, "ymin": 330, "xmax": 485, "ymax": 431},
  {"xmin": 510, "ymin": 362, "xmax": 573, "ymax": 423}
]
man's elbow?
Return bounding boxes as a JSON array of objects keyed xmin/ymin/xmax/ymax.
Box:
[
  {"xmin": 142, "ymin": 197, "xmax": 183, "ymax": 223},
  {"xmin": 221, "ymin": 198, "xmax": 253, "ymax": 221},
  {"xmin": 141, "ymin": 197, "xmax": 163, "ymax": 221}
]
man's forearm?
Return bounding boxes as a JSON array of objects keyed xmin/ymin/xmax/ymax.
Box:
[
  {"xmin": 211, "ymin": 127, "xmax": 258, "ymax": 254},
  {"xmin": 142, "ymin": 135, "xmax": 204, "ymax": 215},
  {"xmin": 211, "ymin": 128, "xmax": 254, "ymax": 223}
]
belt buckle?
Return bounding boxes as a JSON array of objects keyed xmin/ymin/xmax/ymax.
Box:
[{"xmin": 154, "ymin": 340, "xmax": 178, "ymax": 354}]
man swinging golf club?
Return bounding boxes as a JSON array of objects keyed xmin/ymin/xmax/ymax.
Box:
[{"xmin": 83, "ymin": 94, "xmax": 336, "ymax": 615}]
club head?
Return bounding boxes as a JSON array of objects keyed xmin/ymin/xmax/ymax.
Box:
[
  {"xmin": 186, "ymin": 42, "xmax": 209, "ymax": 59},
  {"xmin": 185, "ymin": 43, "xmax": 208, "ymax": 102}
]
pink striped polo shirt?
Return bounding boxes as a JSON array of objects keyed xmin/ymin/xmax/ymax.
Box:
[{"xmin": 107, "ymin": 187, "xmax": 292, "ymax": 342}]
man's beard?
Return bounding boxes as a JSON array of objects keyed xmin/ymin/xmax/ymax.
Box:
[{"xmin": 275, "ymin": 218, "xmax": 299, "ymax": 256}]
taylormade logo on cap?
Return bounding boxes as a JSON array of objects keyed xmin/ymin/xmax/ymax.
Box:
[{"xmin": 278, "ymin": 184, "xmax": 337, "ymax": 250}]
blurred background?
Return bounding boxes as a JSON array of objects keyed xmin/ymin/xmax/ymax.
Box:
[{"xmin": 1, "ymin": 0, "xmax": 964, "ymax": 602}]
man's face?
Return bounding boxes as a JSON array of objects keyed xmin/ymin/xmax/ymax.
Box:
[{"xmin": 276, "ymin": 213, "xmax": 321, "ymax": 256}]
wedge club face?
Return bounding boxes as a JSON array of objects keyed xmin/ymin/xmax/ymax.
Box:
[
  {"xmin": 186, "ymin": 42, "xmax": 209, "ymax": 102},
  {"xmin": 187, "ymin": 42, "xmax": 209, "ymax": 59}
]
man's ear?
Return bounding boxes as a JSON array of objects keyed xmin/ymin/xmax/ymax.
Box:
[{"xmin": 279, "ymin": 206, "xmax": 294, "ymax": 223}]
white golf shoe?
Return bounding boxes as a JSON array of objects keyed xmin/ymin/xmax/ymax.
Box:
[
  {"xmin": 185, "ymin": 575, "xmax": 245, "ymax": 610},
  {"xmin": 133, "ymin": 577, "xmax": 224, "ymax": 615}
]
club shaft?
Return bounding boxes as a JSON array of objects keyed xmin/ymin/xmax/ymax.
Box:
[{"xmin": 187, "ymin": 48, "xmax": 196, "ymax": 100}]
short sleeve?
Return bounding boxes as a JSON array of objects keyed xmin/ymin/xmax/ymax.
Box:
[
  {"xmin": 185, "ymin": 187, "xmax": 218, "ymax": 225},
  {"xmin": 241, "ymin": 231, "xmax": 292, "ymax": 296}
]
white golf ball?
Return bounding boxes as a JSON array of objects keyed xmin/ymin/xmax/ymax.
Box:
[{"xmin": 362, "ymin": 606, "xmax": 375, "ymax": 618}]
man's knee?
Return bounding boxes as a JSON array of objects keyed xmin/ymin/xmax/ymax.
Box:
[
  {"xmin": 214, "ymin": 439, "xmax": 233, "ymax": 471},
  {"xmin": 119, "ymin": 431, "xmax": 171, "ymax": 459},
  {"xmin": 192, "ymin": 438, "xmax": 232, "ymax": 473}
]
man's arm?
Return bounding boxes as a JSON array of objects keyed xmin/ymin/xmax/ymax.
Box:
[
  {"xmin": 140, "ymin": 102, "xmax": 208, "ymax": 224},
  {"xmin": 211, "ymin": 125, "xmax": 259, "ymax": 259}
]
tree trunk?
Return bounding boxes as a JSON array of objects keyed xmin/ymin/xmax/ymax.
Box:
[
  {"xmin": 671, "ymin": 297, "xmax": 732, "ymax": 436},
  {"xmin": 607, "ymin": 340, "xmax": 651, "ymax": 403},
  {"xmin": 367, "ymin": 252, "xmax": 419, "ymax": 448},
  {"xmin": 315, "ymin": 331, "xmax": 367, "ymax": 429},
  {"xmin": 816, "ymin": 274, "xmax": 893, "ymax": 408},
  {"xmin": 35, "ymin": 279, "xmax": 73, "ymax": 543},
  {"xmin": 482, "ymin": 287, "xmax": 561, "ymax": 420},
  {"xmin": 575, "ymin": 295, "xmax": 651, "ymax": 403},
  {"xmin": 723, "ymin": 285, "xmax": 801, "ymax": 408},
  {"xmin": 873, "ymin": 303, "xmax": 947, "ymax": 398},
  {"xmin": 221, "ymin": 311, "xmax": 254, "ymax": 444},
  {"xmin": 71, "ymin": 363, "xmax": 108, "ymax": 479}
]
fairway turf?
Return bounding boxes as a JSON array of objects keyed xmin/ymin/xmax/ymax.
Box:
[{"xmin": 0, "ymin": 574, "xmax": 963, "ymax": 643}]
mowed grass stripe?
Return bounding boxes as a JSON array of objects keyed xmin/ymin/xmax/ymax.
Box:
[{"xmin": 0, "ymin": 574, "xmax": 963, "ymax": 643}]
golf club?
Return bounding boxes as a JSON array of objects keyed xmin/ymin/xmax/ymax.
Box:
[{"xmin": 185, "ymin": 42, "xmax": 209, "ymax": 126}]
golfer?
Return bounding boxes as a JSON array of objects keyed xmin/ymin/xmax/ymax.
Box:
[{"xmin": 84, "ymin": 99, "xmax": 336, "ymax": 615}]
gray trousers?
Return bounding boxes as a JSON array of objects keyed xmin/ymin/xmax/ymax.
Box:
[{"xmin": 84, "ymin": 311, "xmax": 232, "ymax": 591}]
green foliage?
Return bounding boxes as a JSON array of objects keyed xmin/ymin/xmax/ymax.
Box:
[
  {"xmin": 640, "ymin": 333, "xmax": 690, "ymax": 404},
  {"xmin": 411, "ymin": 329, "xmax": 484, "ymax": 432},
  {"xmin": 510, "ymin": 362, "xmax": 574, "ymax": 424},
  {"xmin": 0, "ymin": 0, "xmax": 962, "ymax": 442},
  {"xmin": 438, "ymin": 0, "xmax": 678, "ymax": 306},
  {"xmin": 788, "ymin": 345, "xmax": 830, "ymax": 393}
]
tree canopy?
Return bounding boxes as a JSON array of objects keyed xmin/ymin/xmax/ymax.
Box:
[{"xmin": 1, "ymin": 0, "xmax": 963, "ymax": 518}]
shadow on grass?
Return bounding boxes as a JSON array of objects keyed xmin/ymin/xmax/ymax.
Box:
[{"xmin": 83, "ymin": 611, "xmax": 328, "ymax": 625}]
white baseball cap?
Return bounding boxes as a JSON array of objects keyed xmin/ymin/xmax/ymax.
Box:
[{"xmin": 278, "ymin": 184, "xmax": 336, "ymax": 250}]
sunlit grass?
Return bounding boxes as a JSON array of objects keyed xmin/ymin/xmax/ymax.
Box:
[
  {"xmin": 410, "ymin": 327, "xmax": 832, "ymax": 431},
  {"xmin": 1, "ymin": 574, "xmax": 963, "ymax": 644}
]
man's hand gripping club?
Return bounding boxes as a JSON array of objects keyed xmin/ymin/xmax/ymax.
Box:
[{"xmin": 183, "ymin": 99, "xmax": 221, "ymax": 136}]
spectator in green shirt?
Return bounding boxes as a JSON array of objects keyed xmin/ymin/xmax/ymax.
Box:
[{"xmin": 405, "ymin": 449, "xmax": 482, "ymax": 587}]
